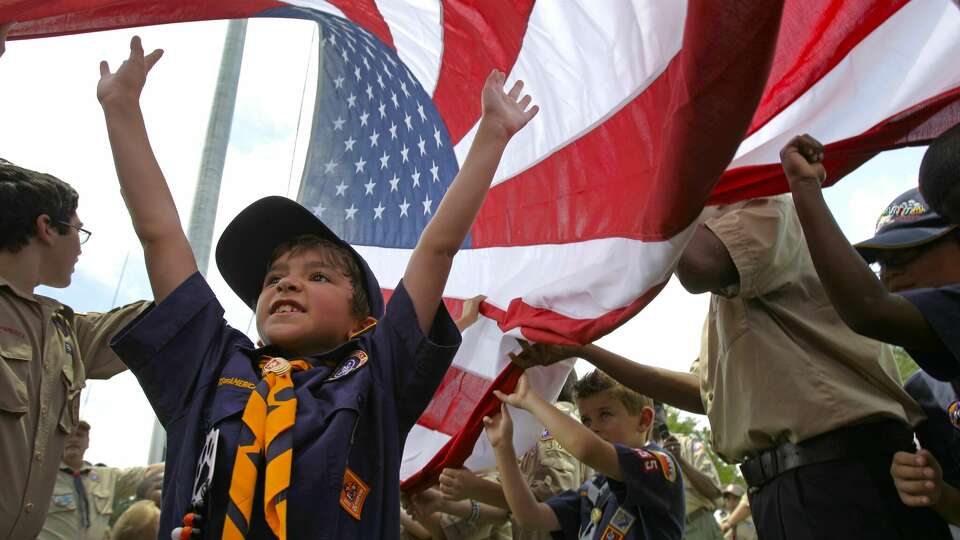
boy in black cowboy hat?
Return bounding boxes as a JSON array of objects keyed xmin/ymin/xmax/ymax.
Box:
[{"xmin": 96, "ymin": 37, "xmax": 539, "ymax": 540}]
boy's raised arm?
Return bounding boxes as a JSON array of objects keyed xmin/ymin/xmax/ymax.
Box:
[
  {"xmin": 403, "ymin": 70, "xmax": 538, "ymax": 334},
  {"xmin": 782, "ymin": 134, "xmax": 940, "ymax": 352},
  {"xmin": 98, "ymin": 37, "xmax": 198, "ymax": 303},
  {"xmin": 495, "ymin": 374, "xmax": 624, "ymax": 482},
  {"xmin": 484, "ymin": 403, "xmax": 561, "ymax": 532}
]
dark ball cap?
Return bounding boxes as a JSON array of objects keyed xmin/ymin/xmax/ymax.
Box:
[
  {"xmin": 215, "ymin": 196, "xmax": 383, "ymax": 318},
  {"xmin": 854, "ymin": 187, "xmax": 957, "ymax": 263}
]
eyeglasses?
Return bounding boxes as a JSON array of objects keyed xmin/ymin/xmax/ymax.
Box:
[{"xmin": 59, "ymin": 221, "xmax": 92, "ymax": 245}]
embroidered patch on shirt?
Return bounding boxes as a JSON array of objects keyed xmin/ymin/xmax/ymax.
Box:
[
  {"xmin": 609, "ymin": 507, "xmax": 635, "ymax": 533},
  {"xmin": 89, "ymin": 471, "xmax": 99, "ymax": 482},
  {"xmin": 340, "ymin": 467, "xmax": 370, "ymax": 520},
  {"xmin": 327, "ymin": 350, "xmax": 369, "ymax": 381},
  {"xmin": 540, "ymin": 428, "xmax": 553, "ymax": 441},
  {"xmin": 0, "ymin": 325, "xmax": 25, "ymax": 338},
  {"xmin": 218, "ymin": 377, "xmax": 256, "ymax": 390},
  {"xmin": 949, "ymin": 400, "xmax": 960, "ymax": 429},
  {"xmin": 64, "ymin": 341, "xmax": 73, "ymax": 355},
  {"xmin": 651, "ymin": 450, "xmax": 678, "ymax": 482},
  {"xmin": 53, "ymin": 494, "xmax": 74, "ymax": 507},
  {"xmin": 633, "ymin": 448, "xmax": 653, "ymax": 460},
  {"xmin": 600, "ymin": 524, "xmax": 625, "ymax": 540}
]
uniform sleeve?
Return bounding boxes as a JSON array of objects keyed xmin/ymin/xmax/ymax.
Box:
[
  {"xmin": 899, "ymin": 285, "xmax": 960, "ymax": 380},
  {"xmin": 545, "ymin": 489, "xmax": 582, "ymax": 540},
  {"xmin": 704, "ymin": 195, "xmax": 804, "ymax": 299},
  {"xmin": 111, "ymin": 467, "xmax": 147, "ymax": 501},
  {"xmin": 375, "ymin": 280, "xmax": 462, "ymax": 432},
  {"xmin": 684, "ymin": 438, "xmax": 721, "ymax": 492},
  {"xmin": 72, "ymin": 300, "xmax": 151, "ymax": 380},
  {"xmin": 614, "ymin": 444, "xmax": 684, "ymax": 516},
  {"xmin": 110, "ymin": 272, "xmax": 253, "ymax": 426}
]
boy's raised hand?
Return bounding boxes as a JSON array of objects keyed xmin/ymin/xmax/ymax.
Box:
[
  {"xmin": 98, "ymin": 36, "xmax": 163, "ymax": 107},
  {"xmin": 492, "ymin": 372, "xmax": 536, "ymax": 410},
  {"xmin": 480, "ymin": 70, "xmax": 540, "ymax": 141},
  {"xmin": 780, "ymin": 134, "xmax": 826, "ymax": 188},
  {"xmin": 483, "ymin": 403, "xmax": 515, "ymax": 449},
  {"xmin": 438, "ymin": 467, "xmax": 482, "ymax": 501},
  {"xmin": 891, "ymin": 449, "xmax": 944, "ymax": 507}
]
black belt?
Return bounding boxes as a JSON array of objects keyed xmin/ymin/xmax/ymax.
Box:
[{"xmin": 740, "ymin": 419, "xmax": 914, "ymax": 488}]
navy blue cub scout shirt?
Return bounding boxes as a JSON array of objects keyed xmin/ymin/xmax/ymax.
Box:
[
  {"xmin": 900, "ymin": 284, "xmax": 960, "ymax": 381},
  {"xmin": 110, "ymin": 272, "xmax": 461, "ymax": 539},
  {"xmin": 546, "ymin": 443, "xmax": 684, "ymax": 540}
]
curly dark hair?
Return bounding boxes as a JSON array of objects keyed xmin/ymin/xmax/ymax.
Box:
[
  {"xmin": 0, "ymin": 160, "xmax": 79, "ymax": 253},
  {"xmin": 266, "ymin": 234, "xmax": 371, "ymax": 319}
]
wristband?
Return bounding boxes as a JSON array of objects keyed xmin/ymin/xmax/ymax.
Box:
[{"xmin": 467, "ymin": 500, "xmax": 480, "ymax": 523}]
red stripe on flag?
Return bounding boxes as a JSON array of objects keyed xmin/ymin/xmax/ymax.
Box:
[
  {"xmin": 327, "ymin": 0, "xmax": 396, "ymax": 50},
  {"xmin": 746, "ymin": 1, "xmax": 910, "ymax": 138},
  {"xmin": 431, "ymin": 0, "xmax": 535, "ymax": 145},
  {"xmin": 417, "ymin": 366, "xmax": 492, "ymax": 435},
  {"xmin": 470, "ymin": 1, "xmax": 783, "ymax": 246},
  {"xmin": 0, "ymin": 1, "xmax": 284, "ymax": 39},
  {"xmin": 711, "ymin": 86, "xmax": 960, "ymax": 205}
]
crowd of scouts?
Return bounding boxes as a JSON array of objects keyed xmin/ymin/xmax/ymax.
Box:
[{"xmin": 2, "ymin": 24, "xmax": 960, "ymax": 540}]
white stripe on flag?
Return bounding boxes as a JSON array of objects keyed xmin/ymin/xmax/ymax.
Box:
[
  {"xmin": 730, "ymin": 0, "xmax": 960, "ymax": 169},
  {"xmin": 452, "ymin": 0, "xmax": 688, "ymax": 181},
  {"xmin": 354, "ymin": 221, "xmax": 695, "ymax": 321},
  {"xmin": 376, "ymin": 0, "xmax": 444, "ymax": 96}
]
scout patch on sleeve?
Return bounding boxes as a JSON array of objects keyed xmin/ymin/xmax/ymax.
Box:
[
  {"xmin": 327, "ymin": 350, "xmax": 369, "ymax": 381},
  {"xmin": 340, "ymin": 467, "xmax": 370, "ymax": 520},
  {"xmin": 948, "ymin": 400, "xmax": 960, "ymax": 428},
  {"xmin": 651, "ymin": 450, "xmax": 678, "ymax": 482},
  {"xmin": 540, "ymin": 428, "xmax": 553, "ymax": 441}
]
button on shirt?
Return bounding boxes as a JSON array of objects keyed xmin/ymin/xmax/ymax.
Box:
[
  {"xmin": 547, "ymin": 444, "xmax": 684, "ymax": 540},
  {"xmin": 110, "ymin": 272, "xmax": 460, "ymax": 540},
  {"xmin": 698, "ymin": 195, "xmax": 924, "ymax": 462},
  {"xmin": 0, "ymin": 279, "xmax": 148, "ymax": 540},
  {"xmin": 39, "ymin": 462, "xmax": 146, "ymax": 540},
  {"xmin": 900, "ymin": 285, "xmax": 960, "ymax": 381}
]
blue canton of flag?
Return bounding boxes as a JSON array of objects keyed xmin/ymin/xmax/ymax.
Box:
[{"xmin": 289, "ymin": 11, "xmax": 461, "ymax": 249}]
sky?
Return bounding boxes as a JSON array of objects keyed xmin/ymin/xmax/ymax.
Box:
[{"xmin": 0, "ymin": 19, "xmax": 928, "ymax": 467}]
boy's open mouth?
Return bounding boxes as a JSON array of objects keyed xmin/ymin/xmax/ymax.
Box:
[{"xmin": 270, "ymin": 299, "xmax": 306, "ymax": 314}]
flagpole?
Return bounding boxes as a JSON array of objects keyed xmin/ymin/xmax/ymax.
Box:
[{"xmin": 146, "ymin": 19, "xmax": 247, "ymax": 464}]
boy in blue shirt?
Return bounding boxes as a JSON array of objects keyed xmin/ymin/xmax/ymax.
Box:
[
  {"xmin": 486, "ymin": 371, "xmax": 684, "ymax": 540},
  {"xmin": 95, "ymin": 37, "xmax": 539, "ymax": 540}
]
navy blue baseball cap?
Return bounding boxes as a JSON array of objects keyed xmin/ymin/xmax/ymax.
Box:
[
  {"xmin": 854, "ymin": 188, "xmax": 958, "ymax": 264},
  {"xmin": 215, "ymin": 196, "xmax": 384, "ymax": 318}
]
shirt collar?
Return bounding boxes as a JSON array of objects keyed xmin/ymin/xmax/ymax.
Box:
[
  {"xmin": 0, "ymin": 275, "xmax": 38, "ymax": 303},
  {"xmin": 60, "ymin": 461, "xmax": 94, "ymax": 474}
]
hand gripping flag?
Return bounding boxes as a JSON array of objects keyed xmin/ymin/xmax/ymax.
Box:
[{"xmin": 4, "ymin": 0, "xmax": 960, "ymax": 491}]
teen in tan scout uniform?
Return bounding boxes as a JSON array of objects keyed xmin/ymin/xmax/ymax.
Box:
[
  {"xmin": 0, "ymin": 161, "xmax": 148, "ymax": 540},
  {"xmin": 512, "ymin": 194, "xmax": 947, "ymax": 539},
  {"xmin": 39, "ymin": 420, "xmax": 161, "ymax": 540}
]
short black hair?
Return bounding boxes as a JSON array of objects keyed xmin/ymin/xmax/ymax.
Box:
[
  {"xmin": 266, "ymin": 234, "xmax": 371, "ymax": 319},
  {"xmin": 919, "ymin": 122, "xmax": 960, "ymax": 216},
  {"xmin": 0, "ymin": 160, "xmax": 78, "ymax": 253}
]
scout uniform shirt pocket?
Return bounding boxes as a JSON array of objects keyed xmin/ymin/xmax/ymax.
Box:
[{"xmin": 0, "ymin": 335, "xmax": 31, "ymax": 416}]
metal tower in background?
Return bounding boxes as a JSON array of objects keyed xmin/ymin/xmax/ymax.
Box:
[{"xmin": 147, "ymin": 19, "xmax": 247, "ymax": 464}]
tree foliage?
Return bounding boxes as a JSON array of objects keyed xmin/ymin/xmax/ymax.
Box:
[{"xmin": 664, "ymin": 407, "xmax": 744, "ymax": 489}]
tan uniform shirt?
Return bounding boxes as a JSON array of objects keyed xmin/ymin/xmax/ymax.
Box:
[
  {"xmin": 39, "ymin": 463, "xmax": 145, "ymax": 540},
  {"xmin": 698, "ymin": 195, "xmax": 924, "ymax": 461},
  {"xmin": 440, "ymin": 470, "xmax": 512, "ymax": 540},
  {"xmin": 514, "ymin": 401, "xmax": 590, "ymax": 540},
  {"xmin": 678, "ymin": 435, "xmax": 719, "ymax": 515},
  {"xmin": 0, "ymin": 279, "xmax": 148, "ymax": 540}
]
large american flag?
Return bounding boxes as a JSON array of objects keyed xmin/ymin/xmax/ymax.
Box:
[{"xmin": 4, "ymin": 0, "xmax": 960, "ymax": 491}]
